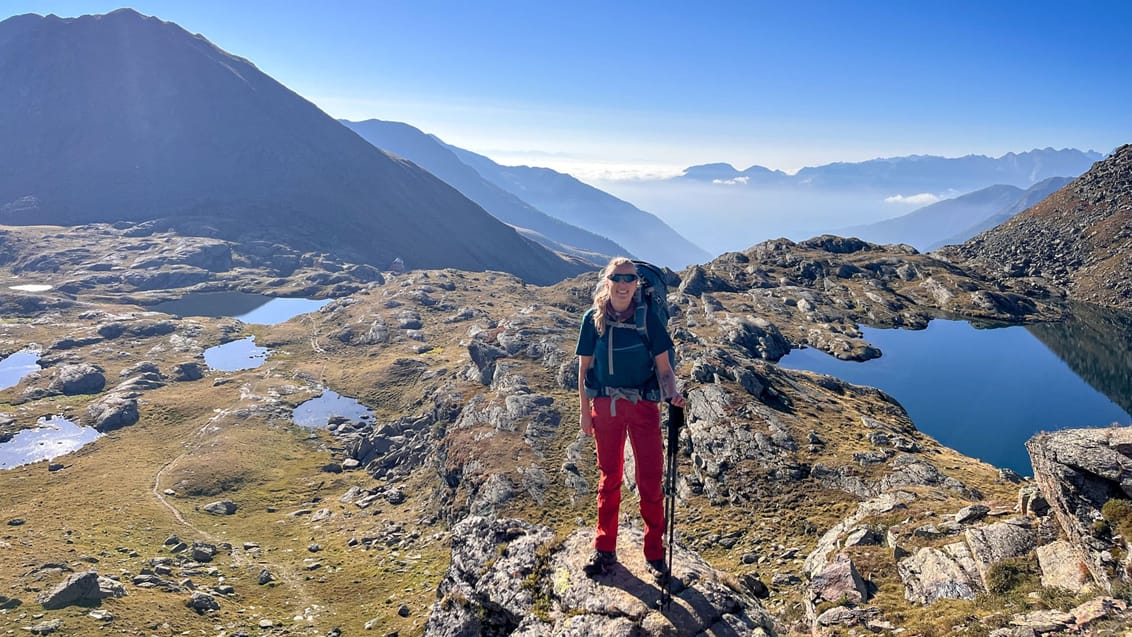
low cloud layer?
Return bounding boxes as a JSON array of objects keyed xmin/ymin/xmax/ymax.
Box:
[{"xmin": 885, "ymin": 193, "xmax": 942, "ymax": 206}]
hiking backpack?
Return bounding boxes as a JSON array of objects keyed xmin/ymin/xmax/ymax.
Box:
[{"xmin": 628, "ymin": 259, "xmax": 676, "ymax": 368}]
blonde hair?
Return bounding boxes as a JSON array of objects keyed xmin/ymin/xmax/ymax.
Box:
[{"xmin": 591, "ymin": 256, "xmax": 635, "ymax": 337}]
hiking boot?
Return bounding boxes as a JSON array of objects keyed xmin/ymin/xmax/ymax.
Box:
[
  {"xmin": 583, "ymin": 550, "xmax": 617, "ymax": 577},
  {"xmin": 646, "ymin": 558, "xmax": 670, "ymax": 580}
]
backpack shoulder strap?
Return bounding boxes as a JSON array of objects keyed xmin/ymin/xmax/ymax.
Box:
[{"xmin": 632, "ymin": 299, "xmax": 650, "ymax": 351}]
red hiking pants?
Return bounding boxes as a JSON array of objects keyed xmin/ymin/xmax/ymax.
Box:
[{"xmin": 591, "ymin": 396, "xmax": 665, "ymax": 561}]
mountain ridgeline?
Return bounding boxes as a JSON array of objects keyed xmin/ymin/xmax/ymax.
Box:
[
  {"xmin": 680, "ymin": 148, "xmax": 1104, "ymax": 193},
  {"xmin": 840, "ymin": 177, "xmax": 1073, "ymax": 251},
  {"xmin": 947, "ymin": 144, "xmax": 1132, "ymax": 311},
  {"xmin": 0, "ymin": 10, "xmax": 586, "ymax": 285},
  {"xmin": 340, "ymin": 119, "xmax": 630, "ymax": 267},
  {"xmin": 444, "ymin": 145, "xmax": 713, "ymax": 270}
]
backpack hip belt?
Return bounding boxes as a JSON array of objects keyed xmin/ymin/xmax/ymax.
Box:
[{"xmin": 590, "ymin": 385, "xmax": 661, "ymax": 416}]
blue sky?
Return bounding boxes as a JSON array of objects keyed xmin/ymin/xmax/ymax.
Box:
[{"xmin": 7, "ymin": 1, "xmax": 1132, "ymax": 181}]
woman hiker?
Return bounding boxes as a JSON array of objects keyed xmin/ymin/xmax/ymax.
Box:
[{"xmin": 575, "ymin": 256, "xmax": 685, "ymax": 578}]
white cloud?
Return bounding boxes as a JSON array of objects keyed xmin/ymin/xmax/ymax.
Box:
[
  {"xmin": 884, "ymin": 193, "xmax": 941, "ymax": 206},
  {"xmin": 711, "ymin": 176, "xmax": 750, "ymax": 186}
]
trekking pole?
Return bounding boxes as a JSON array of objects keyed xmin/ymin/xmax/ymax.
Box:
[{"xmin": 661, "ymin": 402, "xmax": 684, "ymax": 610}]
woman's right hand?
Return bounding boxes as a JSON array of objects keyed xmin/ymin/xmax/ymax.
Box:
[{"xmin": 580, "ymin": 411, "xmax": 594, "ymax": 437}]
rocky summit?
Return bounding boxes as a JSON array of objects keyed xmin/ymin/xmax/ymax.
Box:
[
  {"xmin": 946, "ymin": 144, "xmax": 1132, "ymax": 310},
  {"xmin": 0, "ymin": 222, "xmax": 1130, "ymax": 635}
]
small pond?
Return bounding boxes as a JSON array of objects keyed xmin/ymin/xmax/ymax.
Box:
[
  {"xmin": 0, "ymin": 349, "xmax": 42, "ymax": 390},
  {"xmin": 778, "ymin": 318, "xmax": 1132, "ymax": 476},
  {"xmin": 0, "ymin": 415, "xmax": 101, "ymax": 470},
  {"xmin": 203, "ymin": 336, "xmax": 268, "ymax": 372},
  {"xmin": 292, "ymin": 390, "xmax": 373, "ymax": 429},
  {"xmin": 151, "ymin": 292, "xmax": 331, "ymax": 325}
]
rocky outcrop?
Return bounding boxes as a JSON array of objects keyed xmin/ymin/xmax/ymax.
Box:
[
  {"xmin": 47, "ymin": 363, "xmax": 105, "ymax": 395},
  {"xmin": 86, "ymin": 391, "xmax": 140, "ymax": 432},
  {"xmin": 424, "ymin": 516, "xmax": 776, "ymax": 636},
  {"xmin": 1026, "ymin": 427, "xmax": 1132, "ymax": 590}
]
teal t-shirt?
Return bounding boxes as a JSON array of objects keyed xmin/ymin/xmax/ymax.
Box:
[{"xmin": 575, "ymin": 306, "xmax": 673, "ymax": 392}]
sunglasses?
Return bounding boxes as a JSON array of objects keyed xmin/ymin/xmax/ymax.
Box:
[{"xmin": 607, "ymin": 273, "xmax": 639, "ymax": 283}]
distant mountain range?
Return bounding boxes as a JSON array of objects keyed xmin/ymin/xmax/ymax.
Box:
[
  {"xmin": 443, "ymin": 146, "xmax": 711, "ymax": 269},
  {"xmin": 838, "ymin": 177, "xmax": 1072, "ymax": 251},
  {"xmin": 341, "ymin": 119, "xmax": 628, "ymax": 267},
  {"xmin": 0, "ymin": 10, "xmax": 585, "ymax": 285},
  {"xmin": 678, "ymin": 149, "xmax": 1104, "ymax": 193}
]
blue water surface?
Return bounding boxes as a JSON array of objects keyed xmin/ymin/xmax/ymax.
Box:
[
  {"xmin": 293, "ymin": 390, "xmax": 373, "ymax": 429},
  {"xmin": 0, "ymin": 416, "xmax": 101, "ymax": 470},
  {"xmin": 152, "ymin": 292, "xmax": 330, "ymax": 325},
  {"xmin": 778, "ymin": 319, "xmax": 1132, "ymax": 476},
  {"xmin": 0, "ymin": 349, "xmax": 41, "ymax": 390},
  {"xmin": 204, "ymin": 336, "xmax": 268, "ymax": 372}
]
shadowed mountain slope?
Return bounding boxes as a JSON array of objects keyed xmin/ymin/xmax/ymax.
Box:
[
  {"xmin": 839, "ymin": 177, "xmax": 1072, "ymax": 252},
  {"xmin": 841, "ymin": 185, "xmax": 1025, "ymax": 250},
  {"xmin": 926, "ymin": 177, "xmax": 1072, "ymax": 251},
  {"xmin": 946, "ymin": 145, "xmax": 1132, "ymax": 310},
  {"xmin": 341, "ymin": 119, "xmax": 628, "ymax": 266},
  {"xmin": 446, "ymin": 146, "xmax": 712, "ymax": 270},
  {"xmin": 0, "ymin": 10, "xmax": 585, "ymax": 285}
]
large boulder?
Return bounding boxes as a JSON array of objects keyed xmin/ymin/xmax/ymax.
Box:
[
  {"xmin": 37, "ymin": 571, "xmax": 124, "ymax": 609},
  {"xmin": 86, "ymin": 392, "xmax": 140, "ymax": 432},
  {"xmin": 48, "ymin": 363, "xmax": 105, "ymax": 395},
  {"xmin": 898, "ymin": 542, "xmax": 981, "ymax": 604}
]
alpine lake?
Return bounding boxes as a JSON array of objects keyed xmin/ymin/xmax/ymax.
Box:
[
  {"xmin": 778, "ymin": 302, "xmax": 1132, "ymax": 476},
  {"xmin": 0, "ymin": 291, "xmax": 362, "ymax": 469}
]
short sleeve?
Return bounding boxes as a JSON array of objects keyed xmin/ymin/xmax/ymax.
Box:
[
  {"xmin": 646, "ymin": 310, "xmax": 674, "ymax": 357},
  {"xmin": 575, "ymin": 308, "xmax": 598, "ymax": 356}
]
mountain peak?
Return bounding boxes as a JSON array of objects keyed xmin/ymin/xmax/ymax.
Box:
[{"xmin": 0, "ymin": 10, "xmax": 584, "ymax": 284}]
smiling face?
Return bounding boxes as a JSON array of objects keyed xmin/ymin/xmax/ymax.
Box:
[{"xmin": 606, "ymin": 262, "xmax": 638, "ymax": 312}]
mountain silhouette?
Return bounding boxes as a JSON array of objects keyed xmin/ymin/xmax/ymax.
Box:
[
  {"xmin": 444, "ymin": 146, "xmax": 711, "ymax": 270},
  {"xmin": 0, "ymin": 9, "xmax": 585, "ymax": 285},
  {"xmin": 678, "ymin": 148, "xmax": 1103, "ymax": 193},
  {"xmin": 341, "ymin": 119, "xmax": 628, "ymax": 266},
  {"xmin": 838, "ymin": 178, "xmax": 1072, "ymax": 251},
  {"xmin": 925, "ymin": 177, "xmax": 1072, "ymax": 251}
]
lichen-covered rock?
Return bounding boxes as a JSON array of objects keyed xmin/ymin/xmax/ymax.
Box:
[{"xmin": 424, "ymin": 516, "xmax": 777, "ymax": 637}]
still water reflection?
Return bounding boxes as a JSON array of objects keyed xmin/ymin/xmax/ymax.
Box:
[
  {"xmin": 203, "ymin": 336, "xmax": 268, "ymax": 372},
  {"xmin": 152, "ymin": 292, "xmax": 330, "ymax": 325},
  {"xmin": 0, "ymin": 415, "xmax": 101, "ymax": 469},
  {"xmin": 293, "ymin": 390, "xmax": 373, "ymax": 429},
  {"xmin": 778, "ymin": 317, "xmax": 1132, "ymax": 476},
  {"xmin": 0, "ymin": 349, "xmax": 41, "ymax": 390}
]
